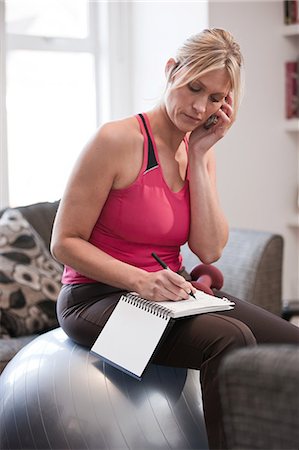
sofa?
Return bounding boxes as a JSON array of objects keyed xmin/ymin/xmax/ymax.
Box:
[
  {"xmin": 219, "ymin": 345, "xmax": 299, "ymax": 449},
  {"xmin": 0, "ymin": 201, "xmax": 61, "ymax": 373},
  {"xmin": 0, "ymin": 200, "xmax": 284, "ymax": 374}
]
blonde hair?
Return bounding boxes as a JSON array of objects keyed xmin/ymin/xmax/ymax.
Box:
[{"xmin": 167, "ymin": 28, "xmax": 244, "ymax": 115}]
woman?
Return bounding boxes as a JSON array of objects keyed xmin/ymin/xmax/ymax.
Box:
[{"xmin": 51, "ymin": 28, "xmax": 299, "ymax": 449}]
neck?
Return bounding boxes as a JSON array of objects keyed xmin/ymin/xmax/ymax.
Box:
[{"xmin": 145, "ymin": 104, "xmax": 187, "ymax": 151}]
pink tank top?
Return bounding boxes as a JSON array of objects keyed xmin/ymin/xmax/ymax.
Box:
[{"xmin": 62, "ymin": 113, "xmax": 190, "ymax": 284}]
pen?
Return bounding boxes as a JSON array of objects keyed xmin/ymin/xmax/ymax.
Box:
[{"xmin": 151, "ymin": 252, "xmax": 196, "ymax": 299}]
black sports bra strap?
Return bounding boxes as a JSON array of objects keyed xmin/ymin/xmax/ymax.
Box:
[{"xmin": 138, "ymin": 113, "xmax": 158, "ymax": 172}]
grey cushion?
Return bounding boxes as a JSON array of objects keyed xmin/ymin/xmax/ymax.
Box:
[
  {"xmin": 219, "ymin": 345, "xmax": 299, "ymax": 449},
  {"xmin": 0, "ymin": 200, "xmax": 60, "ymax": 250},
  {"xmin": 0, "ymin": 209, "xmax": 62, "ymax": 337}
]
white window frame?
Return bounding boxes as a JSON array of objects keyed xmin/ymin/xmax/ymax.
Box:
[
  {"xmin": 0, "ymin": 1, "xmax": 133, "ymax": 209},
  {"xmin": 0, "ymin": 0, "xmax": 8, "ymax": 208}
]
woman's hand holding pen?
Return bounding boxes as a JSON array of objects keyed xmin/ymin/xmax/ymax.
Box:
[
  {"xmin": 137, "ymin": 269, "xmax": 196, "ymax": 302},
  {"xmin": 136, "ymin": 254, "xmax": 196, "ymax": 302}
]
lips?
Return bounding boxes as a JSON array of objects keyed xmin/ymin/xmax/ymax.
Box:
[{"xmin": 183, "ymin": 113, "xmax": 201, "ymax": 123}]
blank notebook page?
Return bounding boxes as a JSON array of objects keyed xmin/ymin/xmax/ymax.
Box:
[{"xmin": 91, "ymin": 297, "xmax": 171, "ymax": 379}]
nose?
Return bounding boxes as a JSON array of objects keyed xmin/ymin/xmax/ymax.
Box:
[{"xmin": 192, "ymin": 95, "xmax": 207, "ymax": 115}]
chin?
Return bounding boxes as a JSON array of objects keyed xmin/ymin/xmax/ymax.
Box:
[
  {"xmin": 180, "ymin": 113, "xmax": 202, "ymax": 132},
  {"xmin": 179, "ymin": 121, "xmax": 199, "ymax": 134},
  {"xmin": 170, "ymin": 116, "xmax": 192, "ymax": 133},
  {"xmin": 166, "ymin": 110, "xmax": 198, "ymax": 133}
]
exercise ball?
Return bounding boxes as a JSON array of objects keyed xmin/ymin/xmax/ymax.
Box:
[{"xmin": 0, "ymin": 328, "xmax": 208, "ymax": 450}]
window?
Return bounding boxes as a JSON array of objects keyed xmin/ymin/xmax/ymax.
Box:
[
  {"xmin": 2, "ymin": 0, "xmax": 106, "ymax": 207},
  {"xmin": 6, "ymin": 0, "xmax": 89, "ymax": 38}
]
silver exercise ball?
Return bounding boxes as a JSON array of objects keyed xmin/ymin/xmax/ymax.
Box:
[{"xmin": 0, "ymin": 328, "xmax": 208, "ymax": 450}]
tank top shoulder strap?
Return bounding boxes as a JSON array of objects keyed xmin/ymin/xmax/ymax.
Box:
[{"xmin": 137, "ymin": 113, "xmax": 158, "ymax": 173}]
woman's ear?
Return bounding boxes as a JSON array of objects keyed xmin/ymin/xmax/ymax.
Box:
[{"xmin": 165, "ymin": 58, "xmax": 178, "ymax": 79}]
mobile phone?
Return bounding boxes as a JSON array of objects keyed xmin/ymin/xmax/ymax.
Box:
[{"xmin": 203, "ymin": 114, "xmax": 218, "ymax": 130}]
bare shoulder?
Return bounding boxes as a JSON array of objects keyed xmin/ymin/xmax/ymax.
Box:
[
  {"xmin": 67, "ymin": 116, "xmax": 142, "ymax": 181},
  {"xmin": 67, "ymin": 115, "xmax": 143, "ymax": 191},
  {"xmin": 93, "ymin": 116, "xmax": 142, "ymax": 155}
]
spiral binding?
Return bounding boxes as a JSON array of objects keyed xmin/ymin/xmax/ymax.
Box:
[{"xmin": 123, "ymin": 294, "xmax": 171, "ymax": 320}]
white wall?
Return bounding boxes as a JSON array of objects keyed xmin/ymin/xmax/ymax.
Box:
[
  {"xmin": 209, "ymin": 1, "xmax": 299, "ymax": 301},
  {"xmin": 130, "ymin": 1, "xmax": 208, "ymax": 114}
]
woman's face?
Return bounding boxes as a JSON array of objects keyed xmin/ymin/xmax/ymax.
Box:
[{"xmin": 164, "ymin": 66, "xmax": 231, "ymax": 132}]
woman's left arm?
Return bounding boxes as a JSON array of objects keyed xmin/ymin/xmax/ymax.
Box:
[{"xmin": 187, "ymin": 148, "xmax": 229, "ymax": 264}]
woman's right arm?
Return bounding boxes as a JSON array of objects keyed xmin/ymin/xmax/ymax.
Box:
[{"xmin": 51, "ymin": 122, "xmax": 195, "ymax": 301}]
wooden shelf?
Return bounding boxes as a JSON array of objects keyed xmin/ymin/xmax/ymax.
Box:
[
  {"xmin": 285, "ymin": 118, "xmax": 299, "ymax": 132},
  {"xmin": 282, "ymin": 23, "xmax": 299, "ymax": 36}
]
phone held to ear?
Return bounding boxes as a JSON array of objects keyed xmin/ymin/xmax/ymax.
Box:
[{"xmin": 203, "ymin": 114, "xmax": 218, "ymax": 130}]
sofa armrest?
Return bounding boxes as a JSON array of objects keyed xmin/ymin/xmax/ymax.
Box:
[
  {"xmin": 181, "ymin": 228, "xmax": 283, "ymax": 315},
  {"xmin": 215, "ymin": 229, "xmax": 283, "ymax": 315},
  {"xmin": 219, "ymin": 345, "xmax": 299, "ymax": 449}
]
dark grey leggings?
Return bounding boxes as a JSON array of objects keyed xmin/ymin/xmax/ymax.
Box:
[{"xmin": 57, "ymin": 282, "xmax": 299, "ymax": 450}]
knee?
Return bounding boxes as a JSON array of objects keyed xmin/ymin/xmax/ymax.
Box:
[{"xmin": 224, "ymin": 319, "xmax": 257, "ymax": 349}]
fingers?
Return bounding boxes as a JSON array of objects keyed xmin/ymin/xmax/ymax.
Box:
[
  {"xmin": 213, "ymin": 97, "xmax": 234, "ymax": 136},
  {"xmin": 217, "ymin": 108, "xmax": 232, "ymax": 130},
  {"xmin": 161, "ymin": 272, "xmax": 195, "ymax": 301},
  {"xmin": 225, "ymin": 91, "xmax": 234, "ymax": 107},
  {"xmin": 154, "ymin": 281, "xmax": 190, "ymax": 302},
  {"xmin": 221, "ymin": 91, "xmax": 234, "ymax": 120},
  {"xmin": 203, "ymin": 98, "xmax": 234, "ymax": 138},
  {"xmin": 144, "ymin": 270, "xmax": 196, "ymax": 302}
]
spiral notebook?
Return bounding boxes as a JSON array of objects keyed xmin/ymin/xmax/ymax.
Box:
[{"xmin": 91, "ymin": 291, "xmax": 234, "ymax": 379}]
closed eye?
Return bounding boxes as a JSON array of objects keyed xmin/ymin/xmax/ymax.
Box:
[
  {"xmin": 188, "ymin": 82, "xmax": 201, "ymax": 93},
  {"xmin": 210, "ymin": 96, "xmax": 223, "ymax": 103}
]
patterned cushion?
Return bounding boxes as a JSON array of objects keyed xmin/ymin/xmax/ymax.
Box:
[{"xmin": 0, "ymin": 209, "xmax": 62, "ymax": 337}]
